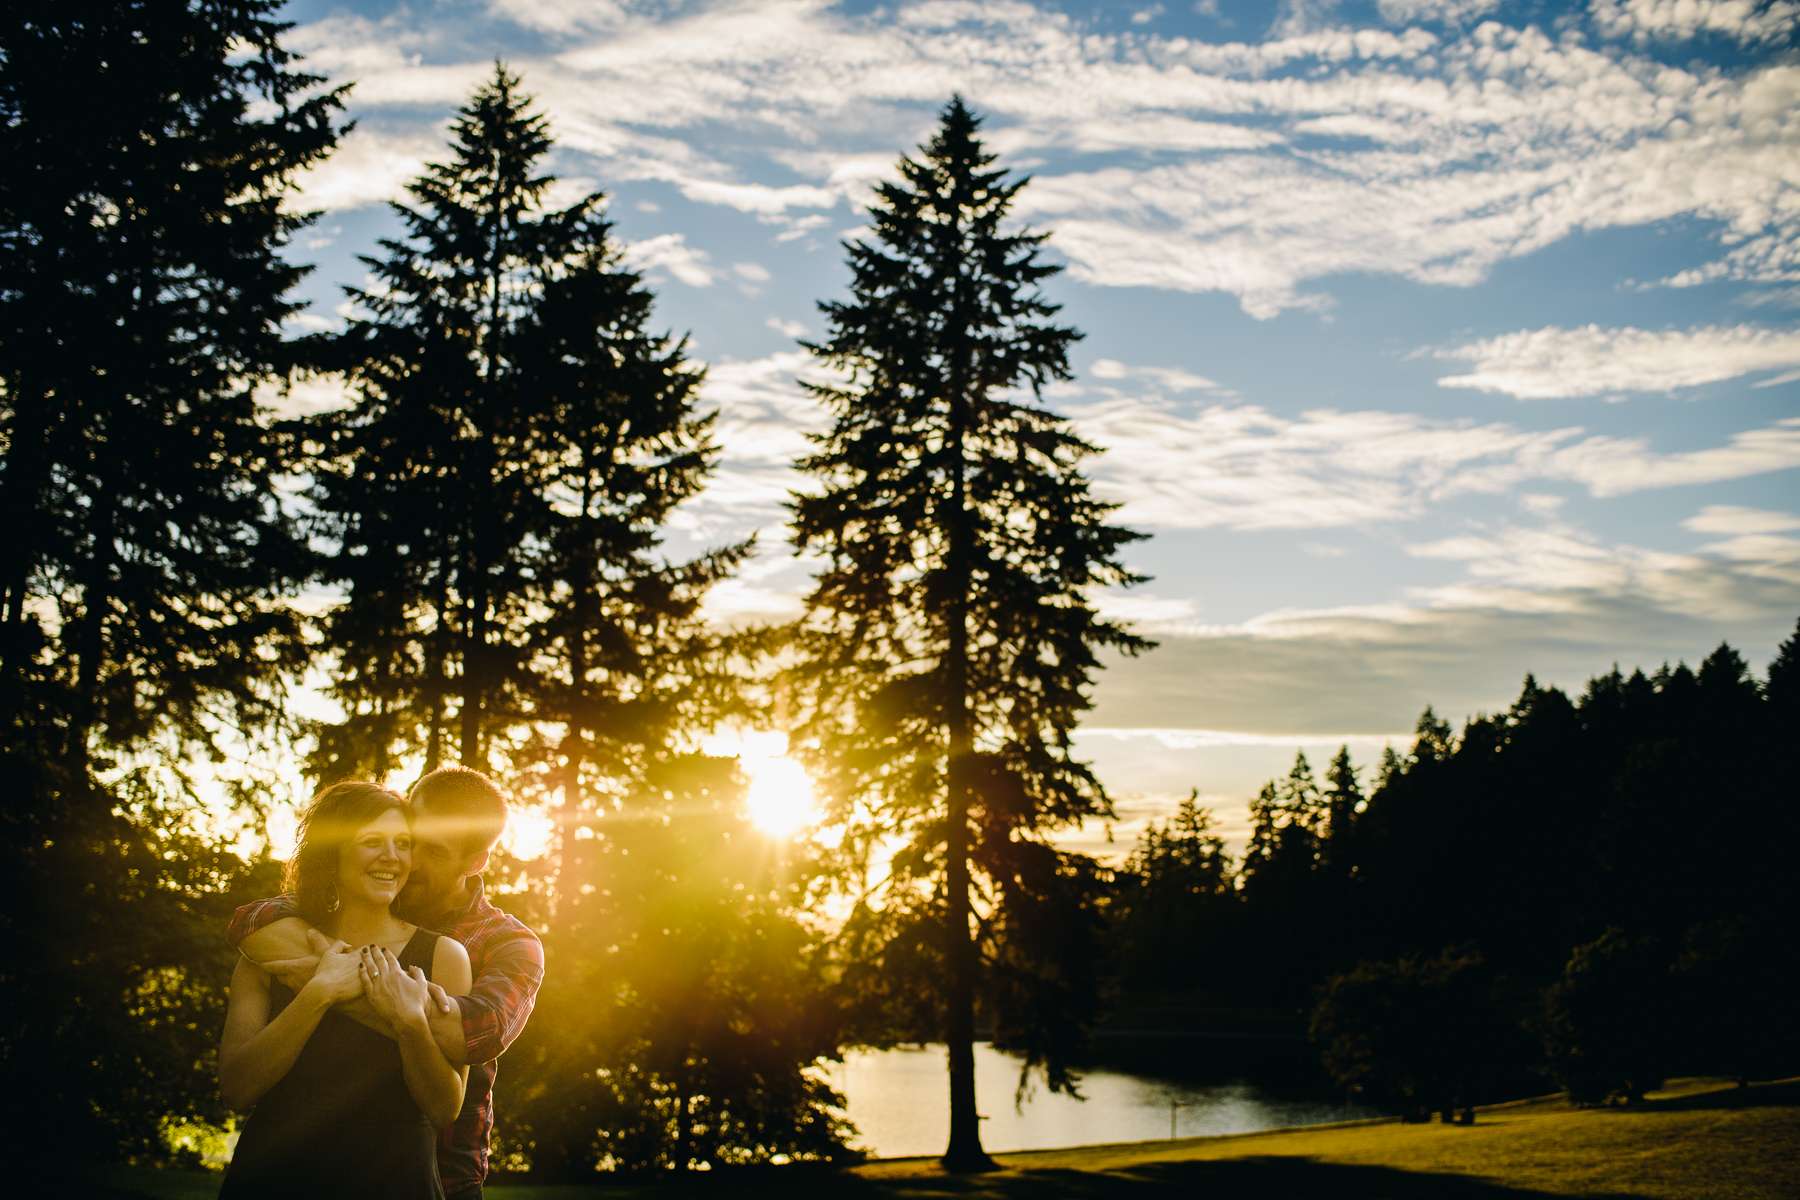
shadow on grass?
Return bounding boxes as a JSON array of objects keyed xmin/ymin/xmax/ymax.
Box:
[
  {"xmin": 44, "ymin": 1079, "xmax": 1798, "ymax": 1200},
  {"xmin": 487, "ymin": 1158, "xmax": 1640, "ymax": 1200},
  {"xmin": 867, "ymin": 1158, "xmax": 1642, "ymax": 1199},
  {"xmin": 1641, "ymin": 1078, "xmax": 1798, "ymax": 1114}
]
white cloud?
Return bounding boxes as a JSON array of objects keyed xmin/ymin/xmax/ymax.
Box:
[
  {"xmin": 767, "ymin": 315, "xmax": 809, "ymax": 338},
  {"xmin": 1377, "ymin": 0, "xmax": 1501, "ymax": 22},
  {"xmin": 1682, "ymin": 504, "xmax": 1800, "ymax": 534},
  {"xmin": 668, "ymin": 351, "xmax": 833, "ymax": 540},
  {"xmin": 284, "ymin": 3, "xmax": 1800, "ymax": 315},
  {"xmin": 289, "ymin": 127, "xmax": 443, "ymax": 213},
  {"xmin": 1090, "ymin": 592, "xmax": 1198, "ymax": 624},
  {"xmin": 1090, "ymin": 358, "xmax": 1219, "ymax": 391},
  {"xmin": 1070, "ymin": 392, "xmax": 1800, "ymax": 530},
  {"xmin": 618, "ymin": 232, "xmax": 715, "ymax": 286},
  {"xmin": 1589, "ymin": 0, "xmax": 1800, "ymax": 45},
  {"xmin": 1434, "ymin": 323, "xmax": 1800, "ymax": 399},
  {"xmin": 733, "ymin": 261, "xmax": 773, "ymax": 281},
  {"xmin": 677, "ymin": 180, "xmax": 839, "ymax": 215},
  {"xmin": 488, "ymin": 0, "xmax": 629, "ymax": 35}
]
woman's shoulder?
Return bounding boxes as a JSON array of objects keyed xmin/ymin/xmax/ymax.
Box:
[{"xmin": 431, "ymin": 933, "xmax": 472, "ymax": 995}]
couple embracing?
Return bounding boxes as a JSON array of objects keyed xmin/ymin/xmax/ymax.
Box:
[{"xmin": 217, "ymin": 767, "xmax": 544, "ymax": 1200}]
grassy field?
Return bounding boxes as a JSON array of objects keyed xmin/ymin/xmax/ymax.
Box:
[{"xmin": 48, "ymin": 1077, "xmax": 1798, "ymax": 1200}]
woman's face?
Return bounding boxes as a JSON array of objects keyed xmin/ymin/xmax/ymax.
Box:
[{"xmin": 337, "ymin": 807, "xmax": 413, "ymax": 908}]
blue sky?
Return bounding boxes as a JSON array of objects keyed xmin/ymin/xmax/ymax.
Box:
[{"xmin": 269, "ymin": 0, "xmax": 1800, "ymax": 853}]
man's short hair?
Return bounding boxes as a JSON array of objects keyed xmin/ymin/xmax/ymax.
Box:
[{"xmin": 408, "ymin": 765, "xmax": 510, "ymax": 861}]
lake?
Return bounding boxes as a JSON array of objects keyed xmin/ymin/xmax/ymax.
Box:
[{"xmin": 827, "ymin": 1041, "xmax": 1366, "ymax": 1158}]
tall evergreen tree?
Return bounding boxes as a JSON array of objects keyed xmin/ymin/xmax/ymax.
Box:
[
  {"xmin": 1323, "ymin": 745, "xmax": 1363, "ymax": 847},
  {"xmin": 1116, "ymin": 792, "xmax": 1235, "ymax": 993},
  {"xmin": 307, "ymin": 65, "xmax": 735, "ymax": 789},
  {"xmin": 788, "ymin": 97, "xmax": 1150, "ymax": 1169},
  {"xmin": 0, "ymin": 0, "xmax": 342, "ymax": 1157}
]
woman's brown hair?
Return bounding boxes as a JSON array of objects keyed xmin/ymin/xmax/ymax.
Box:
[{"xmin": 285, "ymin": 781, "xmax": 409, "ymax": 926}]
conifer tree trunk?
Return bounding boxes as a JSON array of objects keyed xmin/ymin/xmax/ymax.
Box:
[{"xmin": 943, "ymin": 402, "xmax": 986, "ymax": 1167}]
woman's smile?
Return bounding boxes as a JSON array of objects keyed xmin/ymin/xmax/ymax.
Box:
[{"xmin": 338, "ymin": 808, "xmax": 414, "ymax": 905}]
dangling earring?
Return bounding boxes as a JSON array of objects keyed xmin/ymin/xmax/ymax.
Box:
[{"xmin": 327, "ymin": 883, "xmax": 341, "ymax": 914}]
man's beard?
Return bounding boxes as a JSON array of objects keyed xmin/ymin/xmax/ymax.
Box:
[{"xmin": 394, "ymin": 879, "xmax": 431, "ymax": 922}]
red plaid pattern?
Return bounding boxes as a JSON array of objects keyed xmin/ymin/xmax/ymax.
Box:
[{"xmin": 227, "ymin": 878, "xmax": 544, "ymax": 1191}]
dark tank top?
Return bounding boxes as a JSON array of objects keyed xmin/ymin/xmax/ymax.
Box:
[{"xmin": 220, "ymin": 927, "xmax": 445, "ymax": 1200}]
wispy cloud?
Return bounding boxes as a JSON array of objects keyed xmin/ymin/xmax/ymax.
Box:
[
  {"xmin": 1683, "ymin": 504, "xmax": 1800, "ymax": 535},
  {"xmin": 1433, "ymin": 323, "xmax": 1800, "ymax": 399},
  {"xmin": 1404, "ymin": 516, "xmax": 1800, "ymax": 624},
  {"xmin": 619, "ymin": 232, "xmax": 716, "ymax": 286},
  {"xmin": 1089, "ymin": 358, "xmax": 1220, "ymax": 392},
  {"xmin": 288, "ymin": 126, "xmax": 444, "ymax": 213},
  {"xmin": 672, "ymin": 351, "xmax": 831, "ymax": 539},
  {"xmin": 1068, "ymin": 391, "xmax": 1800, "ymax": 530},
  {"xmin": 1090, "ymin": 571, "xmax": 1797, "ymax": 735},
  {"xmin": 281, "ymin": 1, "xmax": 1800, "ymax": 317}
]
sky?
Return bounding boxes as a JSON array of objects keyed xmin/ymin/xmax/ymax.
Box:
[{"xmin": 266, "ymin": 0, "xmax": 1800, "ymax": 858}]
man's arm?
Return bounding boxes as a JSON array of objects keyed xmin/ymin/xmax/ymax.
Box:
[
  {"xmin": 426, "ymin": 924, "xmax": 545, "ymax": 1068},
  {"xmin": 227, "ymin": 895, "xmax": 303, "ymax": 951},
  {"xmin": 235, "ymin": 915, "xmax": 401, "ymax": 1039}
]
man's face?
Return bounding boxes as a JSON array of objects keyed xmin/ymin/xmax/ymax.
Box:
[{"xmin": 395, "ymin": 809, "xmax": 476, "ymax": 922}]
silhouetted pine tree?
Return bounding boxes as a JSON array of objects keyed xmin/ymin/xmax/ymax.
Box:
[
  {"xmin": 307, "ymin": 65, "xmax": 737, "ymax": 786},
  {"xmin": 0, "ymin": 0, "xmax": 342, "ymax": 1157},
  {"xmin": 507, "ymin": 224, "xmax": 750, "ymax": 811},
  {"xmin": 788, "ymin": 97, "xmax": 1150, "ymax": 1169},
  {"xmin": 1323, "ymin": 745, "xmax": 1363, "ymax": 849},
  {"xmin": 1116, "ymin": 792, "xmax": 1236, "ymax": 992},
  {"xmin": 1767, "ymin": 617, "xmax": 1800, "ymax": 726}
]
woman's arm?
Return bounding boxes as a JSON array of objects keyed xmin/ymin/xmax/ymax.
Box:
[
  {"xmin": 217, "ymin": 948, "xmax": 364, "ymax": 1111},
  {"xmin": 363, "ymin": 939, "xmax": 472, "ymax": 1129}
]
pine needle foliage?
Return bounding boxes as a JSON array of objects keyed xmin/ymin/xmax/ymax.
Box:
[
  {"xmin": 788, "ymin": 97, "xmax": 1152, "ymax": 1168},
  {"xmin": 0, "ymin": 0, "xmax": 343, "ymax": 1158},
  {"xmin": 306, "ymin": 64, "xmax": 742, "ymax": 790}
]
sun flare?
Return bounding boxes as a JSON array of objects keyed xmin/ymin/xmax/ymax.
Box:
[{"xmin": 710, "ymin": 731, "xmax": 821, "ymax": 835}]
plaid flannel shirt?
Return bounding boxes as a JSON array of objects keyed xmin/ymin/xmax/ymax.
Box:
[{"xmin": 227, "ymin": 878, "xmax": 545, "ymax": 1192}]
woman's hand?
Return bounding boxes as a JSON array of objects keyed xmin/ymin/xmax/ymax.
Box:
[
  {"xmin": 301, "ymin": 940, "xmax": 365, "ymax": 1005},
  {"xmin": 361, "ymin": 945, "xmax": 430, "ymax": 1031}
]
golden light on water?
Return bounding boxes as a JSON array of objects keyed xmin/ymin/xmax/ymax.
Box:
[{"xmin": 708, "ymin": 730, "xmax": 821, "ymax": 836}]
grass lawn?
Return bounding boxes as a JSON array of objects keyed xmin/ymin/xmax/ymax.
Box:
[{"xmin": 47, "ymin": 1076, "xmax": 1797, "ymax": 1200}]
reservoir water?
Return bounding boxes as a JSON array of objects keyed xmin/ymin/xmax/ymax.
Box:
[{"xmin": 827, "ymin": 1042, "xmax": 1360, "ymax": 1158}]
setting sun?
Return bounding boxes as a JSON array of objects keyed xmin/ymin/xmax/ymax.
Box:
[{"xmin": 708, "ymin": 731, "xmax": 820, "ymax": 836}]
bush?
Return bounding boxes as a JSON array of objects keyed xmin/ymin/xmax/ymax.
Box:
[{"xmin": 1311, "ymin": 946, "xmax": 1517, "ymax": 1122}]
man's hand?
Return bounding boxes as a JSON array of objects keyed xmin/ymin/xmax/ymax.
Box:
[
  {"xmin": 424, "ymin": 979, "xmax": 458, "ymax": 1017},
  {"xmin": 301, "ymin": 939, "xmax": 365, "ymax": 1006},
  {"xmin": 259, "ymin": 928, "xmax": 340, "ymax": 993}
]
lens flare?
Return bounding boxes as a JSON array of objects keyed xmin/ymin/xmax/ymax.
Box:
[
  {"xmin": 501, "ymin": 808, "xmax": 555, "ymax": 860},
  {"xmin": 708, "ymin": 731, "xmax": 820, "ymax": 835}
]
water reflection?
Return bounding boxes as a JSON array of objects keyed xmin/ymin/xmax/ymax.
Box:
[{"xmin": 829, "ymin": 1043, "xmax": 1357, "ymax": 1158}]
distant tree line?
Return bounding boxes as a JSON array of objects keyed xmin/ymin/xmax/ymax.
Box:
[{"xmin": 1113, "ymin": 632, "xmax": 1800, "ymax": 1119}]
